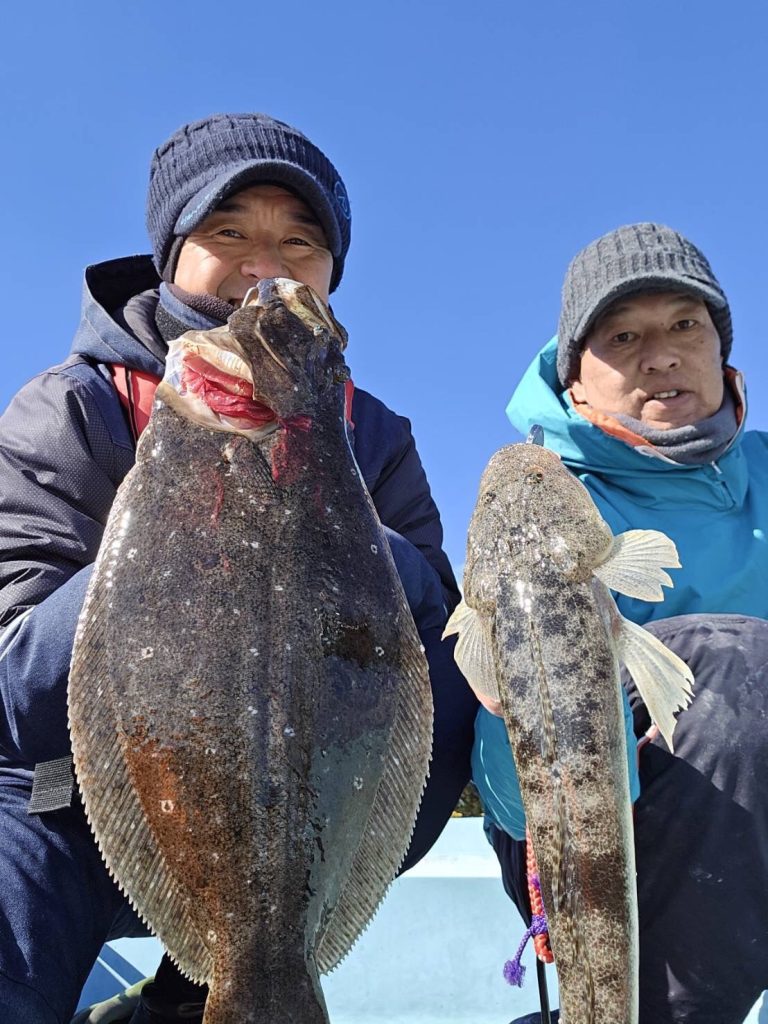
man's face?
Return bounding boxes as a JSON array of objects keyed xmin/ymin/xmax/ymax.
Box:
[
  {"xmin": 174, "ymin": 184, "xmax": 334, "ymax": 305},
  {"xmin": 570, "ymin": 292, "xmax": 725, "ymax": 429}
]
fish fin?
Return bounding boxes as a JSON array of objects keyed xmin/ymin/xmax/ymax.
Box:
[
  {"xmin": 70, "ymin": 677, "xmax": 212, "ymax": 985},
  {"xmin": 317, "ymin": 612, "xmax": 433, "ymax": 973},
  {"xmin": 69, "ymin": 494, "xmax": 212, "ymax": 986},
  {"xmin": 616, "ymin": 615, "xmax": 694, "ymax": 752},
  {"xmin": 443, "ymin": 600, "xmax": 500, "ymax": 701},
  {"xmin": 593, "ymin": 529, "xmax": 680, "ymax": 601}
]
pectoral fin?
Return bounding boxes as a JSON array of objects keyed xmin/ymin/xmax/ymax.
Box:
[
  {"xmin": 593, "ymin": 529, "xmax": 680, "ymax": 601},
  {"xmin": 616, "ymin": 615, "xmax": 694, "ymax": 752},
  {"xmin": 443, "ymin": 600, "xmax": 500, "ymax": 702}
]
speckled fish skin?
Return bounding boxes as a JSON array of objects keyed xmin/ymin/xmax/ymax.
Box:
[
  {"xmin": 464, "ymin": 444, "xmax": 638, "ymax": 1024},
  {"xmin": 68, "ymin": 280, "xmax": 433, "ymax": 1024}
]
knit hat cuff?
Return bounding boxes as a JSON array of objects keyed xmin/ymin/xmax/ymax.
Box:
[
  {"xmin": 570, "ymin": 273, "xmax": 728, "ymax": 345},
  {"xmin": 175, "ymin": 160, "xmax": 344, "ymax": 258}
]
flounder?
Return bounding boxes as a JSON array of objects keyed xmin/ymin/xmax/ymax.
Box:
[{"xmin": 68, "ymin": 279, "xmax": 433, "ymax": 1024}]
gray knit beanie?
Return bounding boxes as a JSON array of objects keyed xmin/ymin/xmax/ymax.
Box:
[
  {"xmin": 147, "ymin": 113, "xmax": 351, "ymax": 293},
  {"xmin": 557, "ymin": 223, "xmax": 732, "ymax": 387}
]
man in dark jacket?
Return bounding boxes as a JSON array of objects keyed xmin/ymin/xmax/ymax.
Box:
[{"xmin": 0, "ymin": 113, "xmax": 477, "ymax": 1024}]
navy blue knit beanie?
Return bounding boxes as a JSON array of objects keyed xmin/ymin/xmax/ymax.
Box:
[{"xmin": 147, "ymin": 113, "xmax": 351, "ymax": 293}]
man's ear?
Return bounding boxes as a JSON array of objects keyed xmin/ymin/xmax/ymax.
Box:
[{"xmin": 570, "ymin": 377, "xmax": 587, "ymax": 404}]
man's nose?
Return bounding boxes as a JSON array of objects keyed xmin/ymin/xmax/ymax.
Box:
[
  {"xmin": 641, "ymin": 334, "xmax": 681, "ymax": 373},
  {"xmin": 239, "ymin": 245, "xmax": 286, "ymax": 281}
]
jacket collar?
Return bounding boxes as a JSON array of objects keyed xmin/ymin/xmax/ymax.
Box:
[{"xmin": 69, "ymin": 256, "xmax": 165, "ymax": 378}]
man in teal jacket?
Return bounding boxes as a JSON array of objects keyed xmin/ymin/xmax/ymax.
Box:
[{"xmin": 475, "ymin": 223, "xmax": 768, "ymax": 1024}]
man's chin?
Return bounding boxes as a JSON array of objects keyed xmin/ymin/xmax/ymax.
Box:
[
  {"xmin": 643, "ymin": 420, "xmax": 682, "ymax": 431},
  {"xmin": 641, "ymin": 412, "xmax": 691, "ymax": 430}
]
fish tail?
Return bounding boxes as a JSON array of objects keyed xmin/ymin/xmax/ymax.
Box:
[{"xmin": 202, "ymin": 961, "xmax": 329, "ymax": 1024}]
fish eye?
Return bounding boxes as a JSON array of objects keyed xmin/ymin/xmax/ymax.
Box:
[{"xmin": 525, "ymin": 469, "xmax": 545, "ymax": 484}]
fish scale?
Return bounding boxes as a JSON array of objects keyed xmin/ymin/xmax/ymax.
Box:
[{"xmin": 69, "ymin": 279, "xmax": 433, "ymax": 1024}]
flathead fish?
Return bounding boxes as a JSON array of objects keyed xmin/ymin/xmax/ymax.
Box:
[
  {"xmin": 444, "ymin": 436, "xmax": 693, "ymax": 1024},
  {"xmin": 68, "ymin": 279, "xmax": 433, "ymax": 1024}
]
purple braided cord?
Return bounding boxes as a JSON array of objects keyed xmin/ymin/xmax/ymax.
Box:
[
  {"xmin": 503, "ymin": 871, "xmax": 551, "ymax": 987},
  {"xmin": 503, "ymin": 914, "xmax": 549, "ymax": 987}
]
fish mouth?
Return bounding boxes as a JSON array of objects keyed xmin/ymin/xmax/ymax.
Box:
[
  {"xmin": 230, "ymin": 278, "xmax": 349, "ymax": 412},
  {"xmin": 241, "ymin": 279, "xmax": 347, "ymax": 349}
]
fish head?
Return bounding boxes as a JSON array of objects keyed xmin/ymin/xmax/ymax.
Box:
[
  {"xmin": 230, "ymin": 278, "xmax": 350, "ymax": 418},
  {"xmin": 157, "ymin": 278, "xmax": 350, "ymax": 439},
  {"xmin": 465, "ymin": 443, "xmax": 614, "ymax": 607}
]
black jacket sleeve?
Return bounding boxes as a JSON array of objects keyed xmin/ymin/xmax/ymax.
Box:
[
  {"xmin": 0, "ymin": 362, "xmax": 134, "ymax": 765},
  {"xmin": 348, "ymin": 388, "xmax": 477, "ymax": 871},
  {"xmin": 0, "ymin": 361, "xmax": 134, "ymax": 626},
  {"xmin": 350, "ymin": 388, "xmax": 460, "ymax": 613}
]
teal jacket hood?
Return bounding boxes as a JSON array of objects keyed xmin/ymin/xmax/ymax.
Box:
[{"xmin": 504, "ymin": 337, "xmax": 768, "ymax": 624}]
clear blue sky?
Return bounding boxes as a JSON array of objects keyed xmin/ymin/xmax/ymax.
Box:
[{"xmin": 2, "ymin": 0, "xmax": 767, "ymax": 572}]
